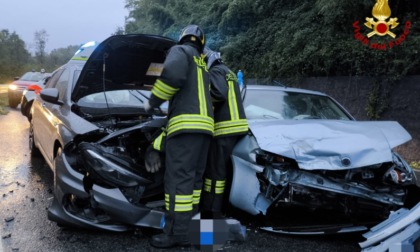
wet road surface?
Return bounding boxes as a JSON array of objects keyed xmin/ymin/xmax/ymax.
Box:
[{"xmin": 1, "ymin": 109, "xmax": 366, "ymax": 252}]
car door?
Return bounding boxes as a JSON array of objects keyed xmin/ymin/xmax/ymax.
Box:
[{"xmin": 33, "ymin": 68, "xmax": 70, "ymax": 168}]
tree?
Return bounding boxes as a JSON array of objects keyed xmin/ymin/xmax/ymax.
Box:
[
  {"xmin": 0, "ymin": 29, "xmax": 31, "ymax": 83},
  {"xmin": 34, "ymin": 29, "xmax": 49, "ymax": 66},
  {"xmin": 112, "ymin": 26, "xmax": 125, "ymax": 35},
  {"xmin": 44, "ymin": 45, "xmax": 80, "ymax": 71},
  {"xmin": 123, "ymin": 0, "xmax": 419, "ymax": 79}
]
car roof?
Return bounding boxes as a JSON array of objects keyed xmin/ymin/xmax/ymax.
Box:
[{"xmin": 246, "ymin": 84, "xmax": 328, "ymax": 96}]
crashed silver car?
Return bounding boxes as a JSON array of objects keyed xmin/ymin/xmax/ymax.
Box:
[
  {"xmin": 230, "ymin": 85, "xmax": 419, "ymax": 234},
  {"xmin": 30, "ymin": 34, "xmax": 419, "ymax": 234}
]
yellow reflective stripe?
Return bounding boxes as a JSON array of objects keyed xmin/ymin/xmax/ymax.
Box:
[
  {"xmin": 214, "ymin": 120, "xmax": 248, "ymax": 131},
  {"xmin": 214, "ymin": 126, "xmax": 249, "ymax": 137},
  {"xmin": 228, "ymin": 80, "xmax": 239, "ymax": 120},
  {"xmin": 169, "ymin": 114, "xmax": 214, "ymax": 126},
  {"xmin": 152, "ymin": 131, "xmax": 165, "ymax": 151},
  {"xmin": 214, "ymin": 119, "xmax": 248, "ymax": 137},
  {"xmin": 175, "ymin": 195, "xmax": 193, "ymax": 202},
  {"xmin": 174, "ymin": 204, "xmax": 193, "ymax": 212},
  {"xmin": 71, "ymin": 57, "xmax": 88, "ymax": 61},
  {"xmin": 168, "ymin": 123, "xmax": 213, "ymax": 135},
  {"xmin": 197, "ymin": 67, "xmax": 207, "ymax": 115},
  {"xmin": 215, "ymin": 180, "xmax": 225, "ymax": 194},
  {"xmin": 175, "ymin": 194, "xmax": 193, "ymax": 212},
  {"xmin": 204, "ymin": 178, "xmax": 212, "ymax": 192},
  {"xmin": 167, "ymin": 114, "xmax": 214, "ymax": 135},
  {"xmin": 165, "ymin": 194, "xmax": 170, "ymax": 211},
  {"xmin": 152, "ymin": 79, "xmax": 179, "ymax": 100},
  {"xmin": 215, "ymin": 180, "xmax": 225, "ymax": 186},
  {"xmin": 193, "ymin": 190, "xmax": 201, "ymax": 205}
]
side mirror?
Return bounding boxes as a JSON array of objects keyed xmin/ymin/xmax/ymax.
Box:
[
  {"xmin": 14, "ymin": 76, "xmax": 20, "ymax": 80},
  {"xmin": 40, "ymin": 88, "xmax": 63, "ymax": 105}
]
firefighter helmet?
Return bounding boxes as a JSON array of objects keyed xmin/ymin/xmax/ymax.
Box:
[
  {"xmin": 179, "ymin": 25, "xmax": 205, "ymax": 47},
  {"xmin": 203, "ymin": 47, "xmax": 222, "ymax": 69}
]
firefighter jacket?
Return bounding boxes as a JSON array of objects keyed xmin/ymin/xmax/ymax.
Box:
[
  {"xmin": 149, "ymin": 43, "xmax": 214, "ymax": 139},
  {"xmin": 209, "ymin": 63, "xmax": 248, "ymax": 137}
]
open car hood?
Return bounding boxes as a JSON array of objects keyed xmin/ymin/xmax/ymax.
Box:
[
  {"xmin": 248, "ymin": 120, "xmax": 412, "ymax": 170},
  {"xmin": 72, "ymin": 34, "xmax": 176, "ymax": 102}
]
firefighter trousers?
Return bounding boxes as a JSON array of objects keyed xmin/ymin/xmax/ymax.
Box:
[
  {"xmin": 163, "ymin": 133, "xmax": 211, "ymax": 235},
  {"xmin": 201, "ymin": 135, "xmax": 240, "ymax": 216}
]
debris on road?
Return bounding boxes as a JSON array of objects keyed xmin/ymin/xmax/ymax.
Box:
[{"xmin": 2, "ymin": 233, "xmax": 11, "ymax": 239}]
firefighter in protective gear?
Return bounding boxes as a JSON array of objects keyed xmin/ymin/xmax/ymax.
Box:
[
  {"xmin": 147, "ymin": 25, "xmax": 214, "ymax": 248},
  {"xmin": 201, "ymin": 47, "xmax": 249, "ymax": 219}
]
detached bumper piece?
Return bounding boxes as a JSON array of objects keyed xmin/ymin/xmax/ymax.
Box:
[{"xmin": 359, "ymin": 202, "xmax": 420, "ymax": 252}]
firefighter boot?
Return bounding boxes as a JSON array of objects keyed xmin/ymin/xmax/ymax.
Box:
[{"xmin": 150, "ymin": 233, "xmax": 190, "ymax": 248}]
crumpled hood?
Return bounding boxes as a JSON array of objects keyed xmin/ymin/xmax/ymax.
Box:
[{"xmin": 249, "ymin": 119, "xmax": 412, "ymax": 170}]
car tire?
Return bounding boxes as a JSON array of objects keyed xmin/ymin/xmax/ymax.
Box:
[
  {"xmin": 9, "ymin": 97, "xmax": 19, "ymax": 108},
  {"xmin": 29, "ymin": 120, "xmax": 41, "ymax": 157},
  {"xmin": 20, "ymin": 97, "xmax": 28, "ymax": 115},
  {"xmin": 24, "ymin": 101, "xmax": 33, "ymax": 122}
]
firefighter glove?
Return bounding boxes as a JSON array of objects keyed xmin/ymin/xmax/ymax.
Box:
[{"xmin": 145, "ymin": 146, "xmax": 161, "ymax": 173}]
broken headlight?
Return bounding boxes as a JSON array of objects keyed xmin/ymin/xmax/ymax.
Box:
[{"xmin": 82, "ymin": 148, "xmax": 149, "ymax": 187}]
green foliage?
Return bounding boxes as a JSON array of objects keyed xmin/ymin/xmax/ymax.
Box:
[
  {"xmin": 366, "ymin": 80, "xmax": 390, "ymax": 119},
  {"xmin": 124, "ymin": 0, "xmax": 419, "ymax": 119},
  {"xmin": 0, "ymin": 28, "xmax": 80, "ymax": 83},
  {"xmin": 0, "ymin": 29, "xmax": 31, "ymax": 83},
  {"xmin": 43, "ymin": 45, "xmax": 81, "ymax": 71},
  {"xmin": 411, "ymin": 161, "xmax": 420, "ymax": 169},
  {"xmin": 124, "ymin": 0, "xmax": 419, "ymax": 77}
]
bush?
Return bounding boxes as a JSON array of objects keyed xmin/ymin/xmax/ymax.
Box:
[{"xmin": 410, "ymin": 161, "xmax": 420, "ymax": 170}]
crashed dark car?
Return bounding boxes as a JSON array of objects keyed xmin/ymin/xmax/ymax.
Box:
[
  {"xmin": 30, "ymin": 35, "xmax": 174, "ymax": 230},
  {"xmin": 30, "ymin": 34, "xmax": 419, "ymax": 234}
]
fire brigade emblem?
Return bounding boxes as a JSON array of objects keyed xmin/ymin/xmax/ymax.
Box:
[{"xmin": 364, "ymin": 0, "xmax": 399, "ymax": 38}]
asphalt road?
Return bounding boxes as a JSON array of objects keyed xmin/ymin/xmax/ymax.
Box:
[{"xmin": 0, "ymin": 108, "xmax": 378, "ymax": 252}]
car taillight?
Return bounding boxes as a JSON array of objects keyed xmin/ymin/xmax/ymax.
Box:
[{"xmin": 27, "ymin": 85, "xmax": 42, "ymax": 94}]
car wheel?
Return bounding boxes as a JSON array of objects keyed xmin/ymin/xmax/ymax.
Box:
[
  {"xmin": 9, "ymin": 97, "xmax": 19, "ymax": 108},
  {"xmin": 29, "ymin": 121, "xmax": 41, "ymax": 157},
  {"xmin": 25, "ymin": 101, "xmax": 33, "ymax": 122}
]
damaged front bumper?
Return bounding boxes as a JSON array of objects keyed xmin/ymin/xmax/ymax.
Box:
[
  {"xmin": 48, "ymin": 151, "xmax": 165, "ymax": 231},
  {"xmin": 229, "ymin": 133, "xmax": 419, "ymax": 234}
]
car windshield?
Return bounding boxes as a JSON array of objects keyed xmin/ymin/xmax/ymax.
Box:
[
  {"xmin": 243, "ymin": 89, "xmax": 352, "ymax": 120},
  {"xmin": 77, "ymin": 90, "xmax": 168, "ymax": 110},
  {"xmin": 20, "ymin": 72, "xmax": 48, "ymax": 82}
]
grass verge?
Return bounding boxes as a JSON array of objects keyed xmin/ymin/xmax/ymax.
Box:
[{"xmin": 0, "ymin": 92, "xmax": 9, "ymax": 115}]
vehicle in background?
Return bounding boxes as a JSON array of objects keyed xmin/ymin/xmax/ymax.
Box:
[
  {"xmin": 20, "ymin": 74, "xmax": 52, "ymax": 121},
  {"xmin": 8, "ymin": 70, "xmax": 50, "ymax": 108}
]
